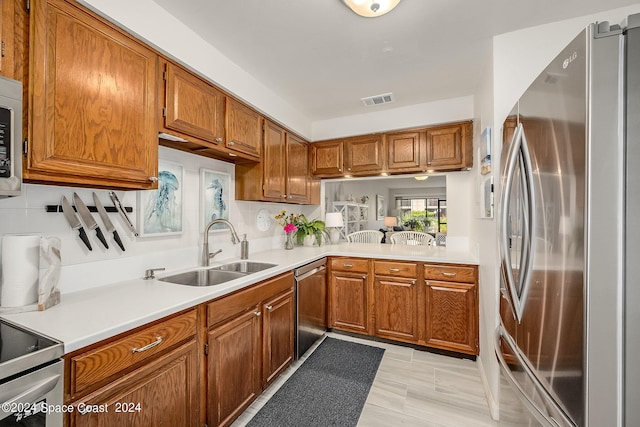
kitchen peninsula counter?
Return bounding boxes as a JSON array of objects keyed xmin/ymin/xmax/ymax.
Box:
[{"xmin": 1, "ymin": 243, "xmax": 477, "ymax": 353}]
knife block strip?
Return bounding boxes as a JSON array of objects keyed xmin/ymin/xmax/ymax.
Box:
[{"xmin": 46, "ymin": 205, "xmax": 133, "ymax": 213}]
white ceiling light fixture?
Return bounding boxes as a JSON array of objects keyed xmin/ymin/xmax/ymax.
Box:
[
  {"xmin": 414, "ymin": 175, "xmax": 429, "ymax": 181},
  {"xmin": 341, "ymin": 0, "xmax": 401, "ymax": 18}
]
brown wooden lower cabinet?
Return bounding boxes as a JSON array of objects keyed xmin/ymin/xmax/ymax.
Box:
[
  {"xmin": 424, "ymin": 280, "xmax": 478, "ymax": 354},
  {"xmin": 206, "ymin": 272, "xmax": 295, "ymax": 427},
  {"xmin": 70, "ymin": 340, "xmax": 198, "ymax": 427},
  {"xmin": 262, "ymin": 288, "xmax": 295, "ymax": 388},
  {"xmin": 328, "ymin": 257, "xmax": 478, "ymax": 356},
  {"xmin": 329, "ymin": 270, "xmax": 371, "ymax": 335},
  {"xmin": 65, "ymin": 272, "xmax": 295, "ymax": 427},
  {"xmin": 208, "ymin": 308, "xmax": 262, "ymax": 427},
  {"xmin": 374, "ymin": 275, "xmax": 420, "ymax": 343}
]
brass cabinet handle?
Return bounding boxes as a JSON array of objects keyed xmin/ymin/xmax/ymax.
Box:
[
  {"xmin": 266, "ymin": 305, "xmax": 273, "ymax": 311},
  {"xmin": 343, "ymin": 263, "xmax": 353, "ymax": 267},
  {"xmin": 149, "ymin": 176, "xmax": 158, "ymax": 182},
  {"xmin": 442, "ymin": 272, "xmax": 457, "ymax": 277},
  {"xmin": 132, "ymin": 336, "xmax": 162, "ymax": 353},
  {"xmin": 254, "ymin": 311, "xmax": 262, "ymax": 317},
  {"xmin": 228, "ymin": 140, "xmax": 235, "ymax": 146},
  {"xmin": 215, "ymin": 137, "xmax": 223, "ymax": 143},
  {"xmin": 389, "ymin": 268, "xmax": 401, "ymax": 272}
]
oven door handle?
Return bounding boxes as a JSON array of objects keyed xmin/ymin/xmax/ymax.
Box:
[{"xmin": 0, "ymin": 374, "xmax": 61, "ymax": 421}]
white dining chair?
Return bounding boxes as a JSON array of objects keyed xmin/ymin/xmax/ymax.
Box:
[
  {"xmin": 390, "ymin": 231, "xmax": 435, "ymax": 246},
  {"xmin": 346, "ymin": 230, "xmax": 384, "ymax": 244}
]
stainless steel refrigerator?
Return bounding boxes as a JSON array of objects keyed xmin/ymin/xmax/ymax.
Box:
[{"xmin": 496, "ymin": 14, "xmax": 639, "ymax": 427}]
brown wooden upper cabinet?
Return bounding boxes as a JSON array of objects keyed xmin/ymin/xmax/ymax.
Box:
[
  {"xmin": 386, "ymin": 130, "xmax": 424, "ymax": 173},
  {"xmin": 26, "ymin": 0, "xmax": 159, "ymax": 189},
  {"xmin": 344, "ymin": 135, "xmax": 384, "ymax": 174},
  {"xmin": 161, "ymin": 61, "xmax": 225, "ymax": 145},
  {"xmin": 262, "ymin": 120, "xmax": 287, "ymax": 201},
  {"xmin": 285, "ymin": 133, "xmax": 311, "ymax": 203},
  {"xmin": 425, "ymin": 121, "xmax": 473, "ymax": 171},
  {"xmin": 310, "ymin": 140, "xmax": 344, "ymax": 176},
  {"xmin": 311, "ymin": 135, "xmax": 383, "ymax": 177},
  {"xmin": 236, "ymin": 120, "xmax": 315, "ymax": 204},
  {"xmin": 311, "ymin": 120, "xmax": 473, "ymax": 179},
  {"xmin": 225, "ymin": 97, "xmax": 261, "ymax": 158},
  {"xmin": 159, "ymin": 59, "xmax": 263, "ymax": 162}
]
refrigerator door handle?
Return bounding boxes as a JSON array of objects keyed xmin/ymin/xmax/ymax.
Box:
[
  {"xmin": 496, "ymin": 324, "xmax": 572, "ymax": 427},
  {"xmin": 499, "ymin": 123, "xmax": 536, "ymax": 322}
]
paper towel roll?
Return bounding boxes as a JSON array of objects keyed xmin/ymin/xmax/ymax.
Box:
[{"xmin": 1, "ymin": 234, "xmax": 40, "ymax": 307}]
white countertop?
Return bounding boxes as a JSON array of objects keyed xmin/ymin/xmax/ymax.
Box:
[{"xmin": 1, "ymin": 244, "xmax": 477, "ymax": 354}]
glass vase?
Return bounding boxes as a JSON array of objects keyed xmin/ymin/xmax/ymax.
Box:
[{"xmin": 284, "ymin": 233, "xmax": 294, "ymax": 250}]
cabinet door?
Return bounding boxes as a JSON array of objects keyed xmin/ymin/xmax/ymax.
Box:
[
  {"xmin": 286, "ymin": 133, "xmax": 310, "ymax": 204},
  {"xmin": 425, "ymin": 122, "xmax": 472, "ymax": 170},
  {"xmin": 374, "ymin": 276, "xmax": 420, "ymax": 343},
  {"xmin": 424, "ymin": 280, "xmax": 478, "ymax": 354},
  {"xmin": 70, "ymin": 340, "xmax": 198, "ymax": 427},
  {"xmin": 225, "ymin": 97, "xmax": 261, "ymax": 158},
  {"xmin": 329, "ymin": 271, "xmax": 370, "ymax": 334},
  {"xmin": 262, "ymin": 289, "xmax": 294, "ymax": 388},
  {"xmin": 208, "ymin": 308, "xmax": 262, "ymax": 427},
  {"xmin": 163, "ymin": 61, "xmax": 225, "ymax": 145},
  {"xmin": 344, "ymin": 135, "xmax": 383, "ymax": 174},
  {"xmin": 28, "ymin": 0, "xmax": 158, "ymax": 189},
  {"xmin": 263, "ymin": 120, "xmax": 287, "ymax": 201},
  {"xmin": 386, "ymin": 130, "xmax": 424, "ymax": 172},
  {"xmin": 0, "ymin": 0, "xmax": 13, "ymax": 78},
  {"xmin": 311, "ymin": 140, "xmax": 343, "ymax": 176}
]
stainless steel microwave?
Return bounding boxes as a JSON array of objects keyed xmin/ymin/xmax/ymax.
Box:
[{"xmin": 0, "ymin": 75, "xmax": 22, "ymax": 198}]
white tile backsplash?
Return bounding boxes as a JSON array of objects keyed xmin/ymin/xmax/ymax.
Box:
[{"xmin": 0, "ymin": 147, "xmax": 320, "ymax": 296}]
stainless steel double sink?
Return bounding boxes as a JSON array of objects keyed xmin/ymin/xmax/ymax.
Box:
[{"xmin": 158, "ymin": 261, "xmax": 277, "ymax": 287}]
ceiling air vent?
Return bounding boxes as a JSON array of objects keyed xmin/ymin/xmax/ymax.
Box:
[{"xmin": 361, "ymin": 92, "xmax": 395, "ymax": 107}]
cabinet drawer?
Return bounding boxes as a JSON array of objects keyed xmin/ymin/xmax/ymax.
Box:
[
  {"xmin": 330, "ymin": 257, "xmax": 369, "ymax": 273},
  {"xmin": 70, "ymin": 310, "xmax": 197, "ymax": 395},
  {"xmin": 424, "ymin": 264, "xmax": 476, "ymax": 284},
  {"xmin": 374, "ymin": 261, "xmax": 418, "ymax": 278},
  {"xmin": 207, "ymin": 272, "xmax": 294, "ymax": 327}
]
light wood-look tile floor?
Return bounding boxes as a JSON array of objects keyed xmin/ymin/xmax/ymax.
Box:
[{"xmin": 232, "ymin": 332, "xmax": 498, "ymax": 427}]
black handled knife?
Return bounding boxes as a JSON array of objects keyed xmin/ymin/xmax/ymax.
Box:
[
  {"xmin": 93, "ymin": 192, "xmax": 125, "ymax": 251},
  {"xmin": 61, "ymin": 196, "xmax": 92, "ymax": 251},
  {"xmin": 73, "ymin": 192, "xmax": 109, "ymax": 249}
]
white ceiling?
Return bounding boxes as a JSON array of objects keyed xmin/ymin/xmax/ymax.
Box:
[{"xmin": 151, "ymin": 0, "xmax": 638, "ymax": 121}]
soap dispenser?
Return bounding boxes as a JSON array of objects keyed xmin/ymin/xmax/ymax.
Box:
[{"xmin": 240, "ymin": 234, "xmax": 249, "ymax": 259}]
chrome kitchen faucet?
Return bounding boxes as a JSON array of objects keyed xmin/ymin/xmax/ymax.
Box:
[{"xmin": 202, "ymin": 219, "xmax": 241, "ymax": 266}]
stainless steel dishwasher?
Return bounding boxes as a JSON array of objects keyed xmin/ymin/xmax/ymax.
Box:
[{"xmin": 294, "ymin": 258, "xmax": 327, "ymax": 359}]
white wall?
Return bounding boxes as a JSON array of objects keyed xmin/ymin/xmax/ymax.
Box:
[
  {"xmin": 475, "ymin": 2, "xmax": 640, "ymax": 420},
  {"xmin": 0, "ymin": 147, "xmax": 319, "ymax": 295},
  {"xmin": 312, "ymin": 96, "xmax": 474, "ymax": 141}
]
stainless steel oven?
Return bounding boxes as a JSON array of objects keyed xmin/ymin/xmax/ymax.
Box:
[{"xmin": 0, "ymin": 319, "xmax": 63, "ymax": 426}]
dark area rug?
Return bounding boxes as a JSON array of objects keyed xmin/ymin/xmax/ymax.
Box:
[{"xmin": 246, "ymin": 337, "xmax": 385, "ymax": 427}]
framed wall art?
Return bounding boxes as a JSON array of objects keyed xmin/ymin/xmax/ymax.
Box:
[
  {"xmin": 200, "ymin": 169, "xmax": 231, "ymax": 232},
  {"xmin": 138, "ymin": 160, "xmax": 184, "ymax": 236},
  {"xmin": 376, "ymin": 194, "xmax": 386, "ymax": 220}
]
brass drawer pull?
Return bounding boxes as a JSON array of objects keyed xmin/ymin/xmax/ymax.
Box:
[
  {"xmin": 132, "ymin": 336, "xmax": 162, "ymax": 353},
  {"xmin": 442, "ymin": 272, "xmax": 457, "ymax": 277},
  {"xmin": 389, "ymin": 268, "xmax": 401, "ymax": 272},
  {"xmin": 343, "ymin": 263, "xmax": 353, "ymax": 267}
]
